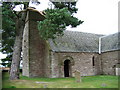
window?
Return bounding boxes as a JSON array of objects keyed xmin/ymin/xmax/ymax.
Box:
[{"xmin": 92, "ymin": 56, "xmax": 95, "ymax": 66}]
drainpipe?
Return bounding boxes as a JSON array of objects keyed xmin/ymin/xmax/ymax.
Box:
[
  {"xmin": 98, "ymin": 35, "xmax": 110, "ymax": 74},
  {"xmin": 99, "ymin": 37, "xmax": 101, "ymax": 54},
  {"xmin": 99, "ymin": 37, "xmax": 103, "ymax": 74}
]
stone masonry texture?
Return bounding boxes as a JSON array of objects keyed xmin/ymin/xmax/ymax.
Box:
[{"xmin": 22, "ymin": 8, "xmax": 120, "ymax": 78}]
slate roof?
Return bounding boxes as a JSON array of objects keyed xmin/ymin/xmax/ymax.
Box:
[
  {"xmin": 48, "ymin": 30, "xmax": 103, "ymax": 52},
  {"xmin": 101, "ymin": 32, "xmax": 120, "ymax": 52}
]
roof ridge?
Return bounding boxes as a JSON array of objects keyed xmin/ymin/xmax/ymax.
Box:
[
  {"xmin": 100, "ymin": 31, "xmax": 120, "ymax": 38},
  {"xmin": 65, "ymin": 30, "xmax": 104, "ymax": 36}
]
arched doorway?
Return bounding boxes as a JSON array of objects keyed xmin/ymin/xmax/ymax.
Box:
[{"xmin": 64, "ymin": 60, "xmax": 70, "ymax": 77}]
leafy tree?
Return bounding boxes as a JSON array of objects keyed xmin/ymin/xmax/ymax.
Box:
[
  {"xmin": 52, "ymin": 2, "xmax": 78, "ymax": 14},
  {"xmin": 1, "ymin": 1, "xmax": 41, "ymax": 80},
  {"xmin": 38, "ymin": 7, "xmax": 83, "ymax": 40},
  {"xmin": 1, "ymin": 1, "xmax": 40, "ymax": 68},
  {"xmin": 1, "ymin": 1, "xmax": 83, "ymax": 80},
  {"xmin": 38, "ymin": 2, "xmax": 83, "ymax": 40},
  {"xmin": 1, "ymin": 2, "xmax": 16, "ymax": 67},
  {"xmin": 1, "ymin": 2, "xmax": 29, "ymax": 80},
  {"xmin": 9, "ymin": 2, "xmax": 29, "ymax": 80}
]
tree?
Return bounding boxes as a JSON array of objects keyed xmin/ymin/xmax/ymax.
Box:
[
  {"xmin": 1, "ymin": 1, "xmax": 83, "ymax": 80},
  {"xmin": 1, "ymin": 2, "xmax": 16, "ymax": 68},
  {"xmin": 9, "ymin": 2, "xmax": 29, "ymax": 80},
  {"xmin": 52, "ymin": 2, "xmax": 78, "ymax": 14},
  {"xmin": 9, "ymin": 11, "xmax": 28, "ymax": 80},
  {"xmin": 38, "ymin": 2, "xmax": 83, "ymax": 40},
  {"xmin": 1, "ymin": 2, "xmax": 29, "ymax": 80},
  {"xmin": 1, "ymin": 1, "xmax": 40, "ymax": 80},
  {"xmin": 1, "ymin": 1, "xmax": 40, "ymax": 68}
]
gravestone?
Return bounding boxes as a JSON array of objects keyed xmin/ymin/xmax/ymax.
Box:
[{"xmin": 74, "ymin": 70, "xmax": 81, "ymax": 83}]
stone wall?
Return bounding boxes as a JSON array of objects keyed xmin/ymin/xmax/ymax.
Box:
[
  {"xmin": 22, "ymin": 12, "xmax": 30, "ymax": 77},
  {"xmin": 101, "ymin": 50, "xmax": 119, "ymax": 75},
  {"xmin": 29, "ymin": 20, "xmax": 45, "ymax": 77},
  {"xmin": 22, "ymin": 9, "xmax": 51, "ymax": 77},
  {"xmin": 50, "ymin": 52, "xmax": 102, "ymax": 78},
  {"xmin": 22, "ymin": 9, "xmax": 119, "ymax": 78},
  {"xmin": 43, "ymin": 41, "xmax": 51, "ymax": 77},
  {"xmin": 29, "ymin": 10, "xmax": 51, "ymax": 77}
]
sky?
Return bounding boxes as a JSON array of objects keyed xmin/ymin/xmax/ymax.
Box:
[
  {"xmin": 29, "ymin": 0, "xmax": 119, "ymax": 35},
  {"xmin": 14, "ymin": 0, "xmax": 119, "ymax": 35},
  {"xmin": 0, "ymin": 0, "xmax": 119, "ymax": 60},
  {"xmin": 69, "ymin": 0, "xmax": 119, "ymax": 35}
]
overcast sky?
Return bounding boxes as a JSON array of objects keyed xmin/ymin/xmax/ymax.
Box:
[
  {"xmin": 14, "ymin": 0, "xmax": 119, "ymax": 35},
  {"xmin": 69, "ymin": 0, "xmax": 119, "ymax": 35},
  {"xmin": 29, "ymin": 0, "xmax": 119, "ymax": 35},
  {"xmin": 0, "ymin": 0, "xmax": 119, "ymax": 60}
]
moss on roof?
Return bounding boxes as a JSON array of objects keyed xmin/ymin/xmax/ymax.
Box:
[
  {"xmin": 48, "ymin": 31, "xmax": 103, "ymax": 52},
  {"xmin": 101, "ymin": 32, "xmax": 120, "ymax": 52}
]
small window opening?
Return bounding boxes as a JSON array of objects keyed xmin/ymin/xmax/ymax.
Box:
[{"xmin": 92, "ymin": 56, "xmax": 95, "ymax": 66}]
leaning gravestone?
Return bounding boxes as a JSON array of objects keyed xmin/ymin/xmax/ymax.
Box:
[{"xmin": 75, "ymin": 70, "xmax": 81, "ymax": 83}]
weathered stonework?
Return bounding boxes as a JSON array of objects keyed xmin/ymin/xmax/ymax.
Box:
[
  {"xmin": 50, "ymin": 52, "xmax": 101, "ymax": 78},
  {"xmin": 22, "ymin": 9, "xmax": 50, "ymax": 77},
  {"xmin": 22, "ymin": 8, "xmax": 119, "ymax": 78},
  {"xmin": 22, "ymin": 12, "xmax": 29, "ymax": 77},
  {"xmin": 101, "ymin": 50, "xmax": 119, "ymax": 75}
]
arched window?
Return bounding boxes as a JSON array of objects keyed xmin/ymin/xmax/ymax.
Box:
[{"xmin": 92, "ymin": 56, "xmax": 95, "ymax": 66}]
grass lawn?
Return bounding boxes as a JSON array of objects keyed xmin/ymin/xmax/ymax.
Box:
[{"xmin": 2, "ymin": 72, "xmax": 118, "ymax": 88}]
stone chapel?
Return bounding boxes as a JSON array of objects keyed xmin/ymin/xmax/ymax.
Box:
[{"xmin": 22, "ymin": 8, "xmax": 120, "ymax": 78}]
